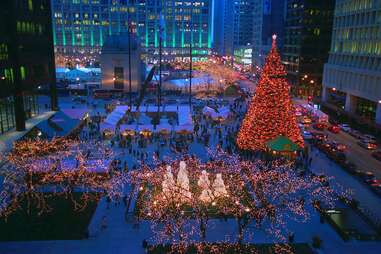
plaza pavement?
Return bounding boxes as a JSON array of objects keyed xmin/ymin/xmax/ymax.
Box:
[
  {"xmin": 1, "ymin": 184, "xmax": 380, "ymax": 254},
  {"xmin": 1, "ymin": 97, "xmax": 381, "ymax": 253}
]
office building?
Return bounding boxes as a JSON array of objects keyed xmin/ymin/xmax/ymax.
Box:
[
  {"xmin": 282, "ymin": 0, "xmax": 335, "ymax": 98},
  {"xmin": 213, "ymin": 0, "xmax": 255, "ymax": 58},
  {"xmin": 52, "ymin": 0, "xmax": 214, "ymax": 67},
  {"xmin": 322, "ymin": 0, "xmax": 381, "ymax": 125},
  {"xmin": 252, "ymin": 0, "xmax": 286, "ymax": 69},
  {"xmin": 0, "ymin": 0, "xmax": 57, "ymax": 133}
]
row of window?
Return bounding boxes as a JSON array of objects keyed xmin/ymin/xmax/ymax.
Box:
[
  {"xmin": 335, "ymin": 0, "xmax": 374, "ymax": 15},
  {"xmin": 65, "ymin": 0, "xmax": 208, "ymax": 6},
  {"xmin": 333, "ymin": 26, "xmax": 380, "ymax": 40},
  {"xmin": 332, "ymin": 40, "xmax": 381, "ymax": 55},
  {"xmin": 328, "ymin": 53, "xmax": 381, "ymax": 71},
  {"xmin": 16, "ymin": 21, "xmax": 44, "ymax": 35},
  {"xmin": 334, "ymin": 10, "xmax": 380, "ymax": 27},
  {"xmin": 0, "ymin": 95, "xmax": 40, "ymax": 134}
]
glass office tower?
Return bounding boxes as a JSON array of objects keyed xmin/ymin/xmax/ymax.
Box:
[
  {"xmin": 322, "ymin": 0, "xmax": 381, "ymax": 125},
  {"xmin": 0, "ymin": 0, "xmax": 57, "ymax": 134},
  {"xmin": 52, "ymin": 0, "xmax": 214, "ymax": 67}
]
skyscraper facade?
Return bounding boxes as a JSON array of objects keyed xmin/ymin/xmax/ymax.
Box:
[
  {"xmin": 213, "ymin": 0, "xmax": 255, "ymax": 57},
  {"xmin": 282, "ymin": 0, "xmax": 334, "ymax": 98},
  {"xmin": 322, "ymin": 0, "xmax": 381, "ymax": 125},
  {"xmin": 0, "ymin": 0, "xmax": 57, "ymax": 134},
  {"xmin": 252, "ymin": 0, "xmax": 286, "ymax": 69},
  {"xmin": 52, "ymin": 0, "xmax": 214, "ymax": 67}
]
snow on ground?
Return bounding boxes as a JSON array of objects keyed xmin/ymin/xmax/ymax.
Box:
[{"xmin": 1, "ymin": 96, "xmax": 381, "ymax": 253}]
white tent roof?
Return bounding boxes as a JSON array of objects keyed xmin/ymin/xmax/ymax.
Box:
[
  {"xmin": 202, "ymin": 106, "xmax": 216, "ymax": 116},
  {"xmin": 120, "ymin": 124, "xmax": 138, "ymax": 132},
  {"xmin": 175, "ymin": 124, "xmax": 193, "ymax": 132},
  {"xmin": 157, "ymin": 124, "xmax": 172, "ymax": 131},
  {"xmin": 103, "ymin": 106, "xmax": 128, "ymax": 126},
  {"xmin": 137, "ymin": 125, "xmax": 154, "ymax": 132},
  {"xmin": 115, "ymin": 105, "xmax": 130, "ymax": 112},
  {"xmin": 104, "ymin": 114, "xmax": 122, "ymax": 125},
  {"xmin": 202, "ymin": 106, "xmax": 231, "ymax": 120},
  {"xmin": 100, "ymin": 122, "xmax": 115, "ymax": 132}
]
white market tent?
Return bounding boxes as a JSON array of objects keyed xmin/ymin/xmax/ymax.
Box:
[
  {"xmin": 175, "ymin": 124, "xmax": 193, "ymax": 133},
  {"xmin": 120, "ymin": 124, "xmax": 138, "ymax": 132},
  {"xmin": 202, "ymin": 106, "xmax": 215, "ymax": 116},
  {"xmin": 100, "ymin": 122, "xmax": 115, "ymax": 132},
  {"xmin": 100, "ymin": 106, "xmax": 129, "ymax": 133},
  {"xmin": 104, "ymin": 106, "xmax": 128, "ymax": 126},
  {"xmin": 137, "ymin": 125, "xmax": 154, "ymax": 133},
  {"xmin": 202, "ymin": 106, "xmax": 231, "ymax": 120},
  {"xmin": 157, "ymin": 124, "xmax": 172, "ymax": 132},
  {"xmin": 103, "ymin": 104, "xmax": 193, "ymax": 135},
  {"xmin": 218, "ymin": 106, "xmax": 231, "ymax": 119}
]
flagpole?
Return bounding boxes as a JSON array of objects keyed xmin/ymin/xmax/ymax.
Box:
[
  {"xmin": 157, "ymin": 13, "xmax": 163, "ymax": 123},
  {"xmin": 189, "ymin": 0, "xmax": 193, "ymax": 110},
  {"xmin": 128, "ymin": 11, "xmax": 132, "ymax": 110}
]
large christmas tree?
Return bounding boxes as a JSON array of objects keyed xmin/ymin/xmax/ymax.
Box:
[{"xmin": 236, "ymin": 35, "xmax": 304, "ymax": 151}]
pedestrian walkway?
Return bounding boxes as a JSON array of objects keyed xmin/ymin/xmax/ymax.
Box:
[
  {"xmin": 1, "ymin": 98, "xmax": 381, "ymax": 254},
  {"xmin": 1, "ymin": 196, "xmax": 381, "ymax": 254}
]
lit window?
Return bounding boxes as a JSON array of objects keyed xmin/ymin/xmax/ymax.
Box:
[
  {"xmin": 28, "ymin": 0, "xmax": 33, "ymax": 11},
  {"xmin": 20, "ymin": 66, "xmax": 26, "ymax": 80}
]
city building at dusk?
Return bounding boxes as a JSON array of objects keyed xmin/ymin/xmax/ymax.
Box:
[
  {"xmin": 282, "ymin": 0, "xmax": 335, "ymax": 98},
  {"xmin": 252, "ymin": 0, "xmax": 286, "ymax": 69},
  {"xmin": 0, "ymin": 0, "xmax": 57, "ymax": 134},
  {"xmin": 52, "ymin": 0, "xmax": 214, "ymax": 67},
  {"xmin": 322, "ymin": 0, "xmax": 381, "ymax": 125},
  {"xmin": 1, "ymin": 1, "xmax": 381, "ymax": 254},
  {"xmin": 213, "ymin": 0, "xmax": 255, "ymax": 60}
]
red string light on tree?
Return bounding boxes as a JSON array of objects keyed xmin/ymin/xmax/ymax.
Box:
[{"xmin": 236, "ymin": 35, "xmax": 304, "ymax": 151}]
